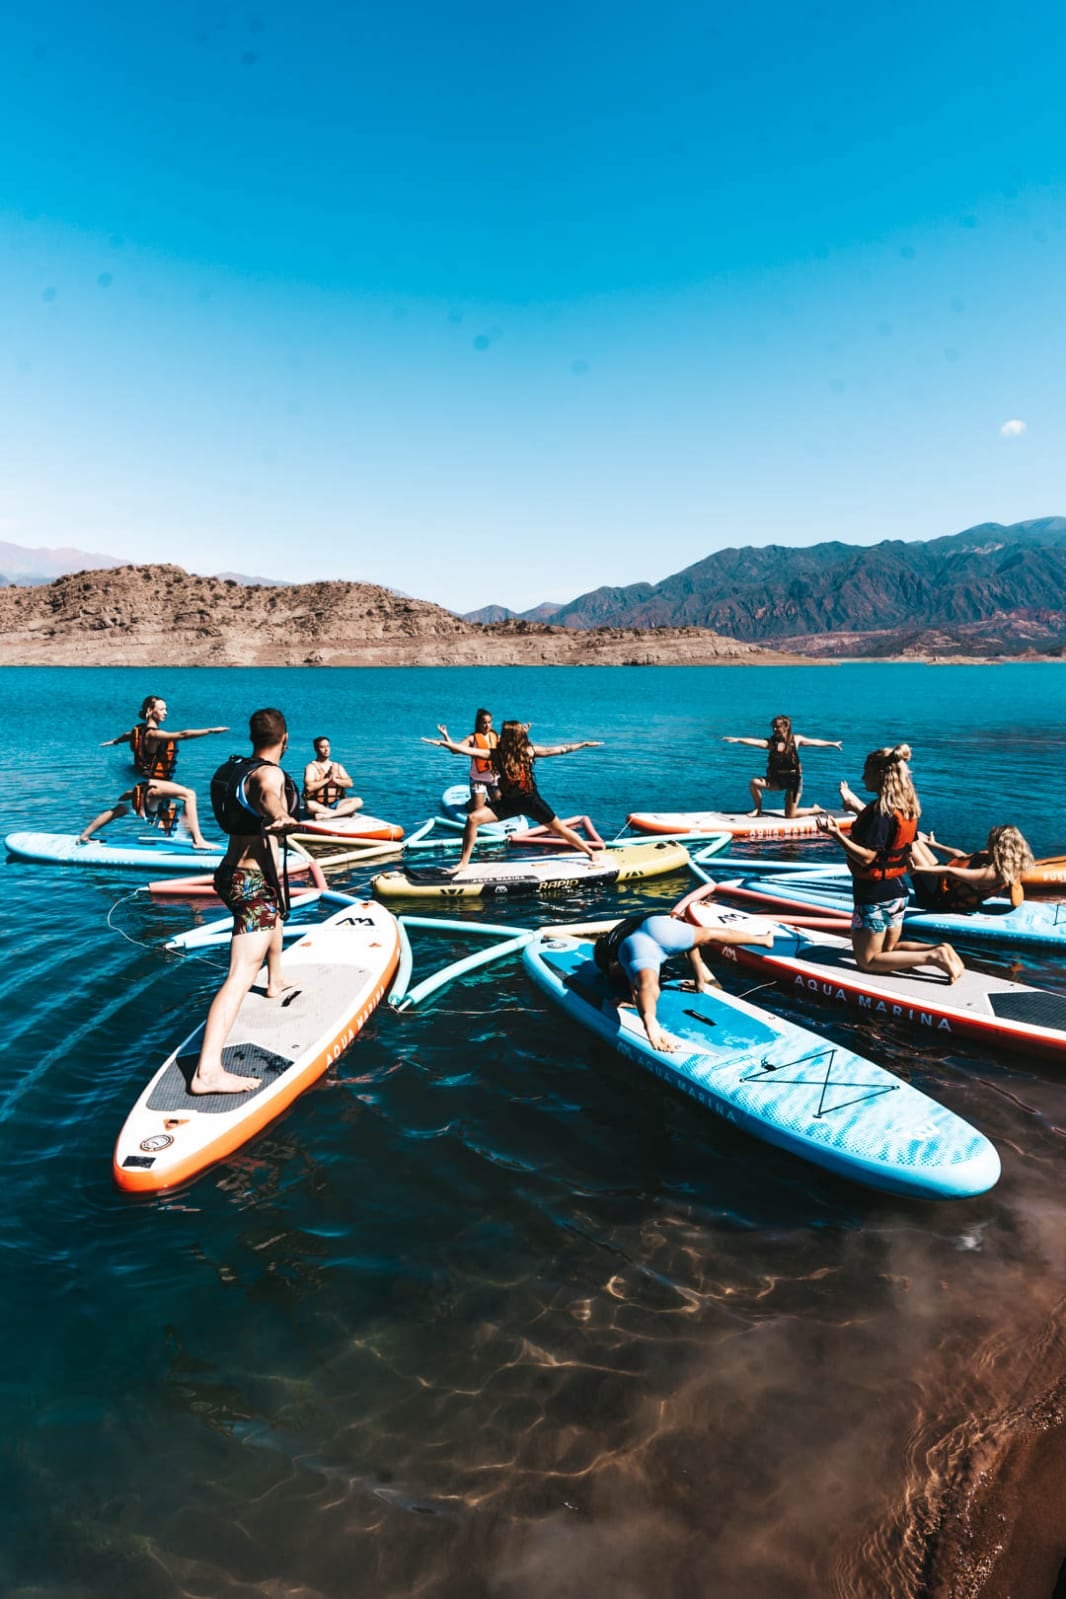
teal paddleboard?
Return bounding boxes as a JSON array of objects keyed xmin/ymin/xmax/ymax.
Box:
[{"xmin": 524, "ymin": 934, "xmax": 999, "ymax": 1199}]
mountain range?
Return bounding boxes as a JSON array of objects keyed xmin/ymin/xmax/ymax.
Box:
[
  {"xmin": 0, "ymin": 542, "xmax": 287, "ymax": 589},
  {"xmin": 464, "ymin": 517, "xmax": 1066, "ymax": 657}
]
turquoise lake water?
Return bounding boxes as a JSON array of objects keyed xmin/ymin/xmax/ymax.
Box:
[{"xmin": 2, "ymin": 663, "xmax": 1064, "ymax": 1597}]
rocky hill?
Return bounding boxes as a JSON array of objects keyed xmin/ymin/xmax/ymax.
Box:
[
  {"xmin": 467, "ymin": 518, "xmax": 1066, "ymax": 656},
  {"xmin": 0, "ymin": 564, "xmax": 802, "ymax": 667}
]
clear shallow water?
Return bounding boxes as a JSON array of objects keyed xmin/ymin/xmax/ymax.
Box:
[{"xmin": 2, "ymin": 664, "xmax": 1064, "ymax": 1598}]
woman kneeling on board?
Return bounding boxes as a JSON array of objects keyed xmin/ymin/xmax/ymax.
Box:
[
  {"xmin": 722, "ymin": 714, "xmax": 842, "ymax": 819},
  {"xmin": 817, "ymin": 746, "xmax": 964, "ymax": 983},
  {"xmin": 425, "ymin": 719, "xmax": 603, "ymax": 873},
  {"xmin": 594, "ymin": 913, "xmax": 773, "ymax": 1053},
  {"xmin": 908, "ymin": 824, "xmax": 1033, "ymax": 912},
  {"xmin": 193, "ymin": 708, "xmax": 304, "ymax": 1095}
]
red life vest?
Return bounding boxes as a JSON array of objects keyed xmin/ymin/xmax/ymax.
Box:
[
  {"xmin": 850, "ymin": 810, "xmax": 918, "ymax": 882},
  {"xmin": 131, "ymin": 723, "xmax": 178, "ymax": 781},
  {"xmin": 471, "ymin": 730, "xmax": 498, "ymax": 777}
]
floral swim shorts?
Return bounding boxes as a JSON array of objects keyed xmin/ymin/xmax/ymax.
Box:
[
  {"xmin": 213, "ymin": 864, "xmax": 283, "ymax": 935},
  {"xmin": 851, "ymin": 896, "xmax": 908, "ymax": 935}
]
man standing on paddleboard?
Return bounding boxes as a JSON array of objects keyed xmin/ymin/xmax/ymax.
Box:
[{"xmin": 193, "ymin": 708, "xmax": 304, "ymax": 1095}]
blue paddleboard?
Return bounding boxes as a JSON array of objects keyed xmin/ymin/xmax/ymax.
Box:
[
  {"xmin": 524, "ymin": 934, "xmax": 999, "ymax": 1199},
  {"xmin": 722, "ymin": 876, "xmax": 1066, "ymax": 952}
]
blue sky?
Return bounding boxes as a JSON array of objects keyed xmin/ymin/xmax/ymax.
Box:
[{"xmin": 1, "ymin": 0, "xmax": 1064, "ymax": 612}]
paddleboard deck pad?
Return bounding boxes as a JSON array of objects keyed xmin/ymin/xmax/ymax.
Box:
[
  {"xmin": 5, "ymin": 831, "xmax": 226, "ymax": 870},
  {"xmin": 715, "ymin": 876, "xmax": 1066, "ymax": 951},
  {"xmin": 627, "ymin": 810, "xmax": 854, "ymax": 841},
  {"xmin": 687, "ymin": 901, "xmax": 1066, "ymax": 1061},
  {"xmin": 523, "ymin": 934, "xmax": 998, "ymax": 1198},
  {"xmin": 372, "ymin": 841, "xmax": 690, "ymax": 900},
  {"xmin": 113, "ymin": 899, "xmax": 400, "ymax": 1192}
]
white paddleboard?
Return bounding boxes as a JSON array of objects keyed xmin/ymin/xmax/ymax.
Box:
[
  {"xmin": 113, "ymin": 899, "xmax": 400, "ymax": 1191},
  {"xmin": 6, "ymin": 831, "xmax": 226, "ymax": 871},
  {"xmin": 627, "ymin": 809, "xmax": 854, "ymax": 841}
]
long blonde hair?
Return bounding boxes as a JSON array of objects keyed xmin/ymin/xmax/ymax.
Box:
[
  {"xmin": 985, "ymin": 824, "xmax": 1033, "ymax": 886},
  {"xmin": 863, "ymin": 743, "xmax": 920, "ymax": 819}
]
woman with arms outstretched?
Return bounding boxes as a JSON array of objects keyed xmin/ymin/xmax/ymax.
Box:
[
  {"xmin": 722, "ymin": 715, "xmax": 841, "ymax": 818},
  {"xmin": 424, "ymin": 719, "xmax": 603, "ymax": 874}
]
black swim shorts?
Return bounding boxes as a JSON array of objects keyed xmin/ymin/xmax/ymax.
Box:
[{"xmin": 489, "ymin": 790, "xmax": 556, "ymax": 827}]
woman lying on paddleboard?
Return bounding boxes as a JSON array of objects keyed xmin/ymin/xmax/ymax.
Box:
[
  {"xmin": 908, "ymin": 824, "xmax": 1033, "ymax": 912},
  {"xmin": 79, "ymin": 694, "xmax": 228, "ymax": 850},
  {"xmin": 816, "ymin": 745, "xmax": 964, "ymax": 983},
  {"xmin": 594, "ymin": 912, "xmax": 773, "ymax": 1054},
  {"xmin": 722, "ymin": 715, "xmax": 842, "ymax": 819},
  {"xmin": 424, "ymin": 719, "xmax": 603, "ymax": 873}
]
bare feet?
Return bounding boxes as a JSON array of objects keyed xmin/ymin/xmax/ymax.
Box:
[
  {"xmin": 747, "ymin": 808, "xmax": 763, "ymax": 818},
  {"xmin": 934, "ymin": 944, "xmax": 965, "ymax": 983},
  {"xmin": 264, "ymin": 982, "xmax": 295, "ymax": 1000},
  {"xmin": 190, "ymin": 1067, "xmax": 260, "ymax": 1095},
  {"xmin": 192, "ymin": 841, "xmax": 216, "ymax": 851}
]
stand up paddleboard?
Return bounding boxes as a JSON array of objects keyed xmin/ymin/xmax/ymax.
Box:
[
  {"xmin": 6, "ymin": 831, "xmax": 227, "ymax": 871},
  {"xmin": 523, "ymin": 934, "xmax": 998, "ymax": 1198},
  {"xmin": 372, "ymin": 841, "xmax": 690, "ymax": 901},
  {"xmin": 1022, "ymin": 855, "xmax": 1066, "ymax": 894},
  {"xmin": 713, "ymin": 876, "xmax": 1066, "ymax": 952},
  {"xmin": 291, "ymin": 814, "xmax": 404, "ymax": 842},
  {"xmin": 113, "ymin": 899, "xmax": 400, "ymax": 1192},
  {"xmin": 686, "ymin": 899, "xmax": 1066, "ymax": 1063},
  {"xmin": 627, "ymin": 809, "xmax": 854, "ymax": 842}
]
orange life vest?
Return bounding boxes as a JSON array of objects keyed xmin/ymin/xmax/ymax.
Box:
[
  {"xmin": 850, "ymin": 810, "xmax": 918, "ymax": 882},
  {"xmin": 131, "ymin": 723, "xmax": 177, "ymax": 781},
  {"xmin": 303, "ymin": 764, "xmax": 347, "ymax": 808},
  {"xmin": 471, "ymin": 730, "xmax": 498, "ymax": 777}
]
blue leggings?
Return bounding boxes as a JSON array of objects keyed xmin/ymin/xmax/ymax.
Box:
[{"xmin": 617, "ymin": 915, "xmax": 696, "ymax": 984}]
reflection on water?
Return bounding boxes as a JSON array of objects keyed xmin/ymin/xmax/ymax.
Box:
[{"xmin": 1, "ymin": 665, "xmax": 1065, "ymax": 1597}]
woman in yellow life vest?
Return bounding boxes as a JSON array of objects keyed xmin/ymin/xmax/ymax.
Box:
[{"xmin": 429, "ymin": 708, "xmax": 502, "ymax": 810}]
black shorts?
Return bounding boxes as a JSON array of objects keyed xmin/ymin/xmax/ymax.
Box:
[
  {"xmin": 764, "ymin": 776, "xmax": 802, "ymax": 802},
  {"xmin": 489, "ymin": 790, "xmax": 556, "ymax": 827}
]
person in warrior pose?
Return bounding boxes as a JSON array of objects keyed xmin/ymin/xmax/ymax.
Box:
[
  {"xmin": 722, "ymin": 715, "xmax": 842, "ymax": 818},
  {"xmin": 191, "ymin": 707, "xmax": 304, "ymax": 1094},
  {"xmin": 817, "ymin": 745, "xmax": 964, "ymax": 982},
  {"xmin": 432, "ymin": 708, "xmax": 501, "ymax": 810},
  {"xmin": 908, "ymin": 824, "xmax": 1033, "ymax": 912},
  {"xmin": 302, "ymin": 736, "xmax": 364, "ymax": 819},
  {"xmin": 78, "ymin": 694, "xmax": 227, "ymax": 849},
  {"xmin": 594, "ymin": 911, "xmax": 774, "ymax": 1053},
  {"xmin": 423, "ymin": 719, "xmax": 603, "ymax": 873}
]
